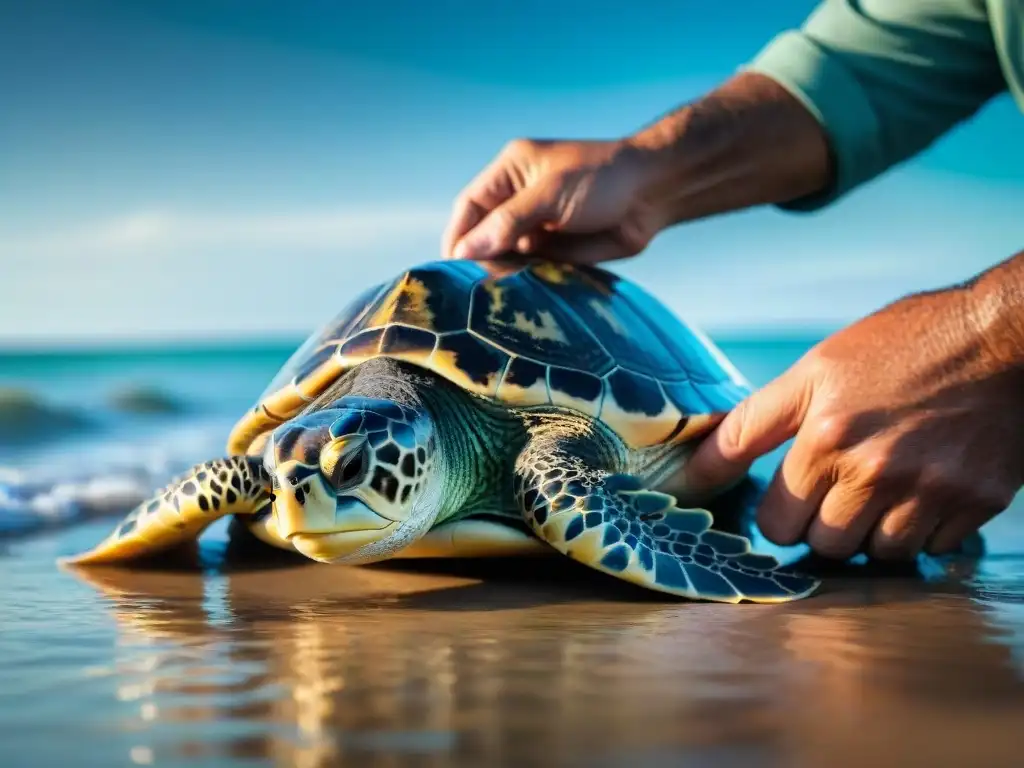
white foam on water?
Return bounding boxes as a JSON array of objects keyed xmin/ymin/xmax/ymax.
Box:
[{"xmin": 0, "ymin": 420, "xmax": 231, "ymax": 537}]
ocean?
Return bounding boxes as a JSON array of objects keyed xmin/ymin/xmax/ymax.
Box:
[
  {"xmin": 2, "ymin": 335, "xmax": 1023, "ymax": 767},
  {"xmin": 0, "ymin": 335, "xmax": 817, "ymax": 541}
]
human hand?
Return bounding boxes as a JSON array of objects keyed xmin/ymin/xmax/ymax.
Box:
[
  {"xmin": 441, "ymin": 138, "xmax": 664, "ymax": 265},
  {"xmin": 681, "ymin": 287, "xmax": 1024, "ymax": 560}
]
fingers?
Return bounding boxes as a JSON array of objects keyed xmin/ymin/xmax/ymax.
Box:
[
  {"xmin": 443, "ymin": 197, "xmax": 490, "ymax": 260},
  {"xmin": 451, "ymin": 184, "xmax": 561, "ymax": 261},
  {"xmin": 867, "ymin": 498, "xmax": 939, "ymax": 560},
  {"xmin": 755, "ymin": 426, "xmax": 835, "ymax": 546},
  {"xmin": 683, "ymin": 366, "xmax": 814, "ymax": 495},
  {"xmin": 925, "ymin": 502, "xmax": 1003, "ymax": 555},
  {"xmin": 763, "ymin": 444, "xmax": 1001, "ymax": 560},
  {"xmin": 442, "ymin": 158, "xmax": 517, "ymax": 260}
]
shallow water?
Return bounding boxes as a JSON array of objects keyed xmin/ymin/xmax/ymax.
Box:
[
  {"xmin": 2, "ymin": 337, "xmax": 1024, "ymax": 766},
  {"xmin": 3, "ymin": 514, "xmax": 1024, "ymax": 768}
]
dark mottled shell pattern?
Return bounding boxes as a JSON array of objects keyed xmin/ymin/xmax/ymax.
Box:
[{"xmin": 227, "ymin": 261, "xmax": 751, "ymax": 454}]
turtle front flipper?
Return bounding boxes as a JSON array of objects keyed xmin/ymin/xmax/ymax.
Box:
[
  {"xmin": 61, "ymin": 456, "xmax": 274, "ymax": 566},
  {"xmin": 513, "ymin": 427, "xmax": 821, "ymax": 604}
]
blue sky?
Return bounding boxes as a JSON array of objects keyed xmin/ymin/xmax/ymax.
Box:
[{"xmin": 2, "ymin": 0, "xmax": 1022, "ymax": 345}]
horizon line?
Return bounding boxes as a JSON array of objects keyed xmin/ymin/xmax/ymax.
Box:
[{"xmin": 0, "ymin": 324, "xmax": 838, "ymax": 357}]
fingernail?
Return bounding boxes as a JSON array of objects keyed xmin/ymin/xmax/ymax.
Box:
[{"xmin": 456, "ymin": 234, "xmax": 491, "ymax": 261}]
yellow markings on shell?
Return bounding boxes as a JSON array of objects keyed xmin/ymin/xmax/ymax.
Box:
[
  {"xmin": 294, "ymin": 353, "xmax": 346, "ymax": 400},
  {"xmin": 495, "ymin": 358, "xmax": 552, "ymax": 406},
  {"xmin": 246, "ymin": 431, "xmax": 272, "ymax": 458},
  {"xmin": 484, "ymin": 282, "xmax": 507, "ymax": 317},
  {"xmin": 226, "ymin": 349, "xmax": 346, "ymax": 454},
  {"xmin": 598, "ymin": 380, "xmax": 685, "ymax": 448},
  {"xmin": 430, "ymin": 344, "xmax": 504, "ymax": 397},
  {"xmin": 514, "ymin": 309, "xmax": 569, "ymax": 343},
  {"xmin": 672, "ymin": 412, "xmax": 727, "ymax": 444},
  {"xmin": 484, "ymin": 281, "xmax": 570, "ymax": 345},
  {"xmin": 227, "ymin": 356, "xmax": 345, "ymax": 454},
  {"xmin": 548, "ymin": 372, "xmax": 602, "ymax": 419},
  {"xmin": 366, "ymin": 273, "xmax": 434, "ymax": 329},
  {"xmin": 227, "ymin": 409, "xmax": 283, "ymax": 455},
  {"xmin": 530, "ymin": 262, "xmax": 574, "ymax": 285},
  {"xmin": 382, "ymin": 344, "xmax": 435, "ymax": 367},
  {"xmin": 379, "ymin": 326, "xmax": 437, "ymax": 368},
  {"xmin": 588, "ymin": 298, "xmax": 629, "ymax": 337},
  {"xmin": 572, "ymin": 268, "xmax": 616, "ymax": 296}
]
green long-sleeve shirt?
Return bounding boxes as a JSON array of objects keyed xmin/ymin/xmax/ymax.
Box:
[{"xmin": 745, "ymin": 0, "xmax": 1022, "ymax": 210}]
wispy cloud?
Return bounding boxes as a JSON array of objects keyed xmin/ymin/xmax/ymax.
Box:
[
  {"xmin": 0, "ymin": 203, "xmax": 451, "ymax": 344},
  {"xmin": 2, "ymin": 205, "xmax": 449, "ymax": 264}
]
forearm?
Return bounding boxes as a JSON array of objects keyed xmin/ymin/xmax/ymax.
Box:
[
  {"xmin": 624, "ymin": 72, "xmax": 833, "ymax": 229},
  {"xmin": 964, "ymin": 249, "xmax": 1024, "ymax": 371}
]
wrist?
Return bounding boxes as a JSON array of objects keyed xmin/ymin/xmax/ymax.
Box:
[
  {"xmin": 621, "ymin": 72, "xmax": 832, "ymax": 233},
  {"xmin": 963, "ymin": 250, "xmax": 1024, "ymax": 373}
]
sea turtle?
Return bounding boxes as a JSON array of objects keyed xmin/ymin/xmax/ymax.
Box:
[{"xmin": 65, "ymin": 259, "xmax": 820, "ymax": 603}]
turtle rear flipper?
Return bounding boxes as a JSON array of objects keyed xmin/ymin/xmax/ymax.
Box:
[
  {"xmin": 514, "ymin": 425, "xmax": 820, "ymax": 604},
  {"xmin": 61, "ymin": 456, "xmax": 273, "ymax": 566}
]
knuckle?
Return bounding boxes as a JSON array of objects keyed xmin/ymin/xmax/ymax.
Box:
[
  {"xmin": 870, "ymin": 503, "xmax": 932, "ymax": 560},
  {"xmin": 915, "ymin": 463, "xmax": 963, "ymax": 500},
  {"xmin": 805, "ymin": 413, "xmax": 854, "ymax": 453},
  {"xmin": 807, "ymin": 498, "xmax": 867, "ymax": 559},
  {"xmin": 719, "ymin": 402, "xmax": 754, "ymax": 460},
  {"xmin": 489, "ymin": 206, "xmax": 522, "ymax": 236},
  {"xmin": 850, "ymin": 447, "xmax": 892, "ymax": 486}
]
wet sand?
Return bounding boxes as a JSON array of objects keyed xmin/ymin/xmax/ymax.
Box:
[{"xmin": 3, "ymin": 503, "xmax": 1024, "ymax": 768}]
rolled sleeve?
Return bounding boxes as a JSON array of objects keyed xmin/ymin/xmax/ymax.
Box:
[{"xmin": 743, "ymin": 0, "xmax": 1007, "ymax": 211}]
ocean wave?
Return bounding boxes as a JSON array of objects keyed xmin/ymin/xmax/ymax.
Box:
[
  {"xmin": 106, "ymin": 384, "xmax": 189, "ymax": 415},
  {"xmin": 0, "ymin": 421, "xmax": 229, "ymax": 539},
  {"xmin": 0, "ymin": 468, "xmax": 156, "ymax": 537},
  {"xmin": 0, "ymin": 384, "xmax": 192, "ymax": 448},
  {"xmin": 0, "ymin": 387, "xmax": 95, "ymax": 446}
]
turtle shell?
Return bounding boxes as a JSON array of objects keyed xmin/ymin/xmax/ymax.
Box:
[{"xmin": 227, "ymin": 260, "xmax": 751, "ymax": 454}]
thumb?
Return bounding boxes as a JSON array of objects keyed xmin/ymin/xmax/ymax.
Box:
[
  {"xmin": 453, "ymin": 185, "xmax": 559, "ymax": 260},
  {"xmin": 682, "ymin": 367, "xmax": 813, "ymax": 496}
]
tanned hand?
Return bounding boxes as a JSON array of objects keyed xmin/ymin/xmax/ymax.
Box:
[
  {"xmin": 444, "ymin": 69, "xmax": 1024, "ymax": 560},
  {"xmin": 443, "ymin": 73, "xmax": 831, "ymax": 265},
  {"xmin": 682, "ymin": 256, "xmax": 1024, "ymax": 559}
]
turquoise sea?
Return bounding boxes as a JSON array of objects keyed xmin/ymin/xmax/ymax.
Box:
[
  {"xmin": 2, "ymin": 335, "xmax": 1023, "ymax": 767},
  {"xmin": 0, "ymin": 335, "xmax": 821, "ymax": 539},
  {"xmin": 0, "ymin": 336, "xmax": 808, "ymax": 537}
]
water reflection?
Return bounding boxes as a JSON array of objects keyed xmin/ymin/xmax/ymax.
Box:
[{"xmin": 59, "ymin": 538, "xmax": 1024, "ymax": 768}]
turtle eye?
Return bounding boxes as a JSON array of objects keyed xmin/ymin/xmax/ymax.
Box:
[{"xmin": 319, "ymin": 436, "xmax": 368, "ymax": 490}]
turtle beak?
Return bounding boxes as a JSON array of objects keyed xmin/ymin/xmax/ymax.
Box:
[{"xmin": 272, "ymin": 461, "xmax": 395, "ymax": 562}]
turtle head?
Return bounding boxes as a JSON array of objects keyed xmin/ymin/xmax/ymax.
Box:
[{"xmin": 264, "ymin": 397, "xmax": 440, "ymax": 564}]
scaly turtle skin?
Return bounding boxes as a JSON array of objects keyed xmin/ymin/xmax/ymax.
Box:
[{"xmin": 65, "ymin": 260, "xmax": 820, "ymax": 603}]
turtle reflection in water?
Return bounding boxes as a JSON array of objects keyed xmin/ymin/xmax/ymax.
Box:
[{"xmin": 65, "ymin": 260, "xmax": 819, "ymax": 604}]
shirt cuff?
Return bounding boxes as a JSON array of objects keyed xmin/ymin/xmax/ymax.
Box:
[{"xmin": 740, "ymin": 30, "xmax": 886, "ymax": 212}]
